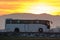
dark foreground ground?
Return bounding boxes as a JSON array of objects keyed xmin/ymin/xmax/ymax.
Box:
[
  {"xmin": 0, "ymin": 36, "xmax": 60, "ymax": 40},
  {"xmin": 0, "ymin": 32, "xmax": 60, "ymax": 40}
]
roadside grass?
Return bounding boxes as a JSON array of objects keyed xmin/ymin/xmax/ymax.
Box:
[{"xmin": 0, "ymin": 36, "xmax": 60, "ymax": 40}]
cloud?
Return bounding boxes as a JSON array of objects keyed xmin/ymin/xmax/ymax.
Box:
[
  {"xmin": 0, "ymin": 0, "xmax": 60, "ymax": 16},
  {"xmin": 0, "ymin": 0, "xmax": 19, "ymax": 1},
  {"xmin": 0, "ymin": 0, "xmax": 39, "ymax": 2},
  {"xmin": 0, "ymin": 3, "xmax": 22, "ymax": 10}
]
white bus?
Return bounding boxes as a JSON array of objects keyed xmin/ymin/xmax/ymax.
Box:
[{"xmin": 5, "ymin": 19, "xmax": 50, "ymax": 32}]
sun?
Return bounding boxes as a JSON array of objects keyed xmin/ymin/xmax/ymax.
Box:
[{"xmin": 27, "ymin": 4, "xmax": 56, "ymax": 14}]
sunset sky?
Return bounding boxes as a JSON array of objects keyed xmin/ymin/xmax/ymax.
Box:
[{"xmin": 0, "ymin": 0, "xmax": 60, "ymax": 16}]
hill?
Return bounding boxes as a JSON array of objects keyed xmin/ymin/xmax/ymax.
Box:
[{"xmin": 0, "ymin": 13, "xmax": 60, "ymax": 30}]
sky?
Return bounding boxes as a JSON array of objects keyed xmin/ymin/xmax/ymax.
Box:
[{"xmin": 0, "ymin": 0, "xmax": 60, "ymax": 16}]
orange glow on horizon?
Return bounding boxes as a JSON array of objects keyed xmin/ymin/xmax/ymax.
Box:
[{"xmin": 0, "ymin": 0, "xmax": 60, "ymax": 15}]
